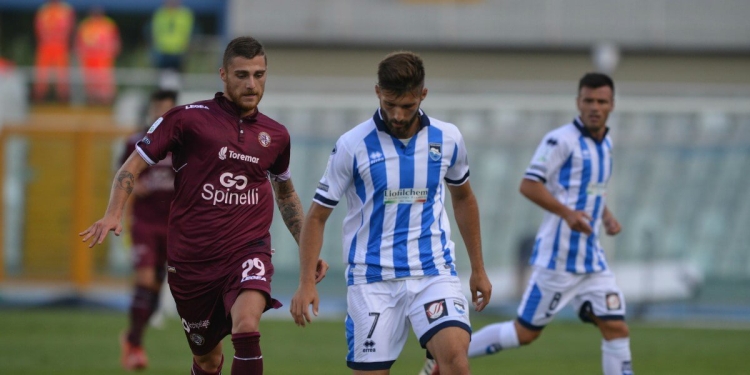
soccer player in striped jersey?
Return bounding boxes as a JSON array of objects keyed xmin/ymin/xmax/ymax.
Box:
[
  {"xmin": 421, "ymin": 72, "xmax": 634, "ymax": 375},
  {"xmin": 290, "ymin": 51, "xmax": 492, "ymax": 374}
]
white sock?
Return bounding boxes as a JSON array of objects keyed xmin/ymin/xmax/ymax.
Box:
[
  {"xmin": 602, "ymin": 337, "xmax": 633, "ymax": 375},
  {"xmin": 468, "ymin": 321, "xmax": 520, "ymax": 358}
]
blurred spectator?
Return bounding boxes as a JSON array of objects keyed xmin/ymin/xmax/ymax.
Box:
[
  {"xmin": 150, "ymin": 0, "xmax": 194, "ymax": 89},
  {"xmin": 33, "ymin": 0, "xmax": 75, "ymax": 103},
  {"xmin": 75, "ymin": 6, "xmax": 121, "ymax": 105}
]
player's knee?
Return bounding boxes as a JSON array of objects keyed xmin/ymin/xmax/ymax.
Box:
[
  {"xmin": 436, "ymin": 351, "xmax": 470, "ymax": 374},
  {"xmin": 194, "ymin": 351, "xmax": 222, "ymax": 372},
  {"xmin": 515, "ymin": 324, "xmax": 542, "ymax": 345},
  {"xmin": 231, "ymin": 318, "xmax": 259, "ymax": 334},
  {"xmin": 600, "ymin": 320, "xmax": 629, "ymax": 340}
]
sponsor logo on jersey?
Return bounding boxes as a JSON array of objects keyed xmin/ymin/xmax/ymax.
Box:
[
  {"xmin": 586, "ymin": 182, "xmax": 607, "ymax": 196},
  {"xmin": 258, "ymin": 132, "xmax": 271, "ymax": 147},
  {"xmin": 219, "ymin": 146, "xmax": 259, "ymax": 163},
  {"xmin": 429, "ymin": 142, "xmax": 442, "ymax": 161},
  {"xmin": 141, "ymin": 136, "xmax": 151, "ymax": 145},
  {"xmin": 201, "ymin": 172, "xmax": 259, "ymax": 206},
  {"xmin": 384, "ymin": 188, "xmax": 428, "ymax": 204},
  {"xmin": 147, "ymin": 117, "xmax": 163, "ymax": 134},
  {"xmin": 317, "ymin": 182, "xmax": 329, "ymax": 192},
  {"xmin": 185, "ymin": 104, "xmax": 209, "ymax": 110},
  {"xmin": 362, "ymin": 340, "xmax": 376, "ymax": 353},
  {"xmin": 369, "ymin": 151, "xmax": 385, "ymax": 165},
  {"xmin": 606, "ymin": 292, "xmax": 621, "ymax": 310},
  {"xmin": 181, "ymin": 318, "xmax": 210, "ymax": 333},
  {"xmin": 424, "ymin": 299, "xmax": 448, "ymax": 323}
]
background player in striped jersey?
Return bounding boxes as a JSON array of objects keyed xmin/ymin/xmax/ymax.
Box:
[
  {"xmin": 421, "ymin": 72, "xmax": 633, "ymax": 375},
  {"xmin": 290, "ymin": 51, "xmax": 492, "ymax": 374},
  {"xmin": 119, "ymin": 89, "xmax": 177, "ymax": 371}
]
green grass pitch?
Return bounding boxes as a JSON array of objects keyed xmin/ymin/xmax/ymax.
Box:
[{"xmin": 0, "ymin": 309, "xmax": 747, "ymax": 374}]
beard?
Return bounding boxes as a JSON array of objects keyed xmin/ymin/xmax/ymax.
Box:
[{"xmin": 383, "ymin": 111, "xmax": 420, "ymax": 138}]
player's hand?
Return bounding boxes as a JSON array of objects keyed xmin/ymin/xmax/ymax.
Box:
[
  {"xmin": 469, "ymin": 269, "xmax": 492, "ymax": 312},
  {"xmin": 289, "ymin": 282, "xmax": 319, "ymax": 327},
  {"xmin": 603, "ymin": 214, "xmax": 621, "ymax": 236},
  {"xmin": 315, "ymin": 259, "xmax": 330, "ymax": 284},
  {"xmin": 564, "ymin": 210, "xmax": 593, "ymax": 235},
  {"xmin": 78, "ymin": 215, "xmax": 122, "ymax": 248}
]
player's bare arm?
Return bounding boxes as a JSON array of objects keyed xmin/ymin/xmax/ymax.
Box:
[
  {"xmin": 79, "ymin": 151, "xmax": 149, "ymax": 247},
  {"xmin": 272, "ymin": 178, "xmax": 330, "ymax": 283},
  {"xmin": 271, "ymin": 178, "xmax": 304, "ymax": 243},
  {"xmin": 519, "ymin": 178, "xmax": 593, "ymax": 235},
  {"xmin": 447, "ymin": 181, "xmax": 492, "ymax": 312},
  {"xmin": 290, "ymin": 202, "xmax": 333, "ymax": 327},
  {"xmin": 602, "ymin": 206, "xmax": 622, "ymax": 235}
]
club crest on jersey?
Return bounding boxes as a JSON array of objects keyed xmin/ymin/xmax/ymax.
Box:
[
  {"xmin": 424, "ymin": 299, "xmax": 448, "ymax": 323},
  {"xmin": 453, "ymin": 300, "xmax": 466, "ymax": 314},
  {"xmin": 258, "ymin": 132, "xmax": 271, "ymax": 147},
  {"xmin": 429, "ymin": 143, "xmax": 442, "ymax": 161},
  {"xmin": 147, "ymin": 117, "xmax": 163, "ymax": 134},
  {"xmin": 190, "ymin": 333, "xmax": 205, "ymax": 346}
]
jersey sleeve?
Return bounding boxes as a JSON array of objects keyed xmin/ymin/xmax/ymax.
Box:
[
  {"xmin": 268, "ymin": 134, "xmax": 291, "ymax": 182},
  {"xmin": 444, "ymin": 130, "xmax": 470, "ymax": 186},
  {"xmin": 312, "ymin": 139, "xmax": 353, "ymax": 208},
  {"xmin": 524, "ymin": 132, "xmax": 570, "ymax": 183},
  {"xmin": 135, "ymin": 108, "xmax": 183, "ymax": 165}
]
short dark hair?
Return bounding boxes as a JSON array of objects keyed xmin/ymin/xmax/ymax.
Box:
[
  {"xmin": 377, "ymin": 51, "xmax": 425, "ymax": 96},
  {"xmin": 223, "ymin": 36, "xmax": 266, "ymax": 68},
  {"xmin": 578, "ymin": 72, "xmax": 615, "ymax": 95},
  {"xmin": 150, "ymin": 89, "xmax": 177, "ymax": 103}
]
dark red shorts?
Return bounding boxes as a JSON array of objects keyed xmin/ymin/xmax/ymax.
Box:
[
  {"xmin": 130, "ymin": 222, "xmax": 168, "ymax": 271},
  {"xmin": 168, "ymin": 251, "xmax": 282, "ymax": 356}
]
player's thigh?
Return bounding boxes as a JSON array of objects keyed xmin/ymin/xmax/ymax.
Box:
[
  {"xmin": 516, "ymin": 267, "xmax": 582, "ymax": 330},
  {"xmin": 571, "ymin": 270, "xmax": 627, "ymax": 326},
  {"xmin": 229, "ymin": 289, "xmax": 266, "ymax": 334},
  {"xmin": 424, "ymin": 326, "xmax": 470, "ymax": 366},
  {"xmin": 170, "ymin": 281, "xmax": 231, "ymax": 356},
  {"xmin": 346, "ymin": 281, "xmax": 410, "ymax": 371},
  {"xmin": 408, "ymin": 275, "xmax": 471, "ymax": 350},
  {"xmin": 222, "ymin": 251, "xmax": 282, "ymax": 318}
]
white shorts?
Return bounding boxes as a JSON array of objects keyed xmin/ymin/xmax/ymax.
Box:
[
  {"xmin": 345, "ymin": 275, "xmax": 471, "ymax": 371},
  {"xmin": 517, "ymin": 267, "xmax": 626, "ymax": 330}
]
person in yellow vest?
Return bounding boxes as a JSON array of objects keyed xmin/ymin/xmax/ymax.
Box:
[
  {"xmin": 33, "ymin": 0, "xmax": 75, "ymax": 103},
  {"xmin": 150, "ymin": 0, "xmax": 194, "ymax": 89},
  {"xmin": 75, "ymin": 6, "xmax": 121, "ymax": 105}
]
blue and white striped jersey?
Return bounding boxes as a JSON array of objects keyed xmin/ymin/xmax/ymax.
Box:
[
  {"xmin": 313, "ymin": 109, "xmax": 470, "ymax": 285},
  {"xmin": 524, "ymin": 117, "xmax": 613, "ymax": 274}
]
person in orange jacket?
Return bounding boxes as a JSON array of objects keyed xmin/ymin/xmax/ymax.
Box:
[
  {"xmin": 75, "ymin": 6, "xmax": 121, "ymax": 105},
  {"xmin": 33, "ymin": 0, "xmax": 75, "ymax": 103}
]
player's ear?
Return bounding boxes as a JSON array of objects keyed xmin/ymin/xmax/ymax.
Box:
[
  {"xmin": 375, "ymin": 84, "xmax": 381, "ymax": 98},
  {"xmin": 421, "ymin": 87, "xmax": 428, "ymax": 100},
  {"xmin": 219, "ymin": 67, "xmax": 227, "ymax": 83}
]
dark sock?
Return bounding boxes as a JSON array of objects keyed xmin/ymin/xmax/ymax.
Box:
[
  {"xmin": 231, "ymin": 332, "xmax": 262, "ymax": 375},
  {"xmin": 192, "ymin": 355, "xmax": 224, "ymax": 375},
  {"xmin": 127, "ymin": 285, "xmax": 159, "ymax": 346}
]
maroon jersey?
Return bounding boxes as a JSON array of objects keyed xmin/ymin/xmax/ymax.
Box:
[
  {"xmin": 135, "ymin": 92, "xmax": 291, "ymax": 284},
  {"xmin": 121, "ymin": 132, "xmax": 175, "ymax": 226}
]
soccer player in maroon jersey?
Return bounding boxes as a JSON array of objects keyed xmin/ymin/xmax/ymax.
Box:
[
  {"xmin": 81, "ymin": 36, "xmax": 328, "ymax": 375},
  {"xmin": 119, "ymin": 89, "xmax": 177, "ymax": 371}
]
